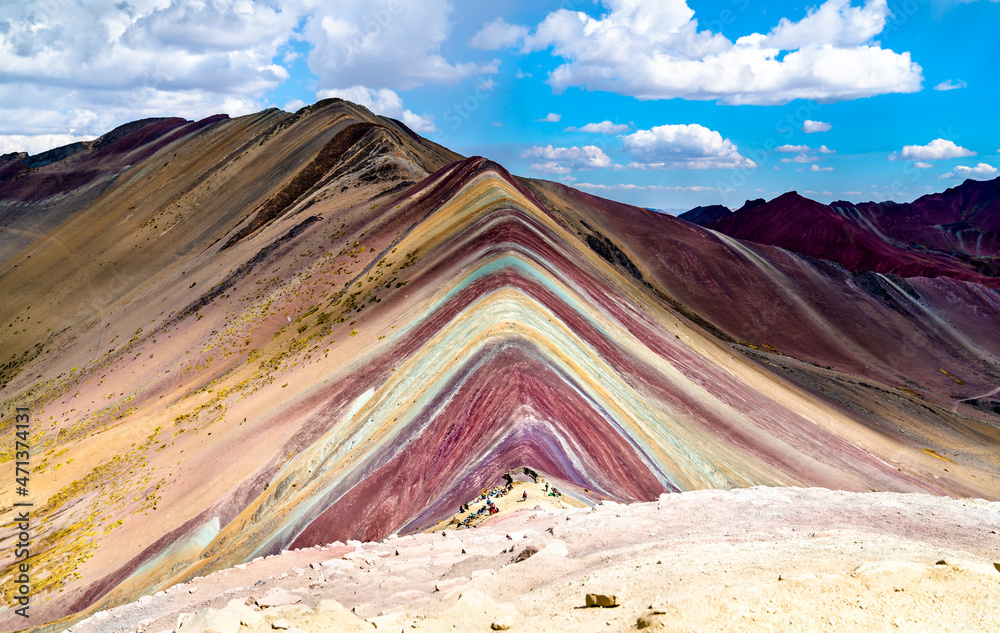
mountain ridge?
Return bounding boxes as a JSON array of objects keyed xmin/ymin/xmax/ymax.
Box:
[{"xmin": 691, "ymin": 187, "xmax": 1000, "ymax": 287}]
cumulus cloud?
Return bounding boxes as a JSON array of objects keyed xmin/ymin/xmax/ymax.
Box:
[
  {"xmin": 469, "ymin": 18, "xmax": 529, "ymax": 50},
  {"xmin": 0, "ymin": 0, "xmax": 490, "ymax": 152},
  {"xmin": 782, "ymin": 155, "xmax": 819, "ymax": 163},
  {"xmin": 777, "ymin": 143, "xmax": 835, "ymax": 164},
  {"xmin": 890, "ymin": 138, "xmax": 975, "ymax": 161},
  {"xmin": 317, "ymin": 86, "xmax": 436, "ymax": 132},
  {"xmin": 914, "ymin": 161, "xmax": 933, "ymax": 169},
  {"xmin": 0, "ymin": 0, "xmax": 297, "ymax": 140},
  {"xmin": 304, "ymin": 0, "xmax": 496, "ymax": 92},
  {"xmin": 940, "ymin": 163, "xmax": 998, "ymax": 180},
  {"xmin": 565, "ymin": 121, "xmax": 630, "ymax": 134},
  {"xmin": 538, "ymin": 113, "xmax": 562, "ymax": 122},
  {"xmin": 522, "ymin": 145, "xmax": 611, "ymax": 174},
  {"xmin": 803, "ymin": 120, "xmax": 832, "ymax": 133},
  {"xmin": 474, "ymin": 0, "xmax": 922, "ymax": 105},
  {"xmin": 573, "ymin": 182, "xmax": 715, "ymax": 193},
  {"xmin": 934, "ymin": 79, "xmax": 967, "ymax": 91},
  {"xmin": 0, "ymin": 133, "xmax": 95, "ymax": 155},
  {"xmin": 620, "ymin": 124, "xmax": 753, "ymax": 170},
  {"xmin": 810, "ymin": 164, "xmax": 835, "ymax": 171}
]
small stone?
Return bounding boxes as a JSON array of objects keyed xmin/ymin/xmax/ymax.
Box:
[
  {"xmin": 994, "ymin": 562, "xmax": 1000, "ymax": 574},
  {"xmin": 310, "ymin": 562, "xmax": 322, "ymax": 570},
  {"xmin": 511, "ymin": 546, "xmax": 539, "ymax": 564},
  {"xmin": 585, "ymin": 593, "xmax": 619, "ymax": 608},
  {"xmin": 271, "ymin": 618, "xmax": 290, "ymax": 630},
  {"xmin": 188, "ymin": 586, "xmax": 199, "ymax": 594},
  {"xmin": 491, "ymin": 616, "xmax": 514, "ymax": 630},
  {"xmin": 637, "ymin": 613, "xmax": 664, "ymax": 629}
]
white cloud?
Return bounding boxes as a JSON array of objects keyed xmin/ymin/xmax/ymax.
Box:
[
  {"xmin": 469, "ymin": 18, "xmax": 529, "ymax": 50},
  {"xmin": 777, "ymin": 144, "xmax": 811, "ymax": 152},
  {"xmin": 522, "ymin": 144, "xmax": 611, "ymax": 174},
  {"xmin": 803, "ymin": 120, "xmax": 833, "ymax": 133},
  {"xmin": 782, "ymin": 155, "xmax": 819, "ymax": 163},
  {"xmin": 914, "ymin": 161, "xmax": 933, "ymax": 169},
  {"xmin": 283, "ymin": 99, "xmax": 307, "ymax": 113},
  {"xmin": 777, "ymin": 143, "xmax": 834, "ymax": 165},
  {"xmin": 573, "ymin": 182, "xmax": 715, "ymax": 193},
  {"xmin": 620, "ymin": 124, "xmax": 753, "ymax": 170},
  {"xmin": 765, "ymin": 0, "xmax": 889, "ymax": 49},
  {"xmin": 303, "ymin": 0, "xmax": 497, "ymax": 91},
  {"xmin": 940, "ymin": 163, "xmax": 998, "ymax": 180},
  {"xmin": 0, "ymin": 133, "xmax": 95, "ymax": 156},
  {"xmin": 538, "ymin": 113, "xmax": 562, "ymax": 122},
  {"xmin": 934, "ymin": 79, "xmax": 967, "ymax": 91},
  {"xmin": 810, "ymin": 164, "xmax": 834, "ymax": 171},
  {"xmin": 483, "ymin": 0, "xmax": 922, "ymax": 105},
  {"xmin": 890, "ymin": 138, "xmax": 976, "ymax": 161},
  {"xmin": 565, "ymin": 121, "xmax": 630, "ymax": 134},
  {"xmin": 0, "ymin": 0, "xmax": 295, "ymax": 141},
  {"xmin": 317, "ymin": 86, "xmax": 436, "ymax": 133},
  {"xmin": 0, "ymin": 0, "xmax": 490, "ymax": 147}
]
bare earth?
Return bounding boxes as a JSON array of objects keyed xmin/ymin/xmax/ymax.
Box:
[{"xmin": 58, "ymin": 485, "xmax": 1000, "ymax": 633}]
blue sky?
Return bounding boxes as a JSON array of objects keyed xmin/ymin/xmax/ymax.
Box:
[{"xmin": 1, "ymin": 0, "xmax": 998, "ymax": 211}]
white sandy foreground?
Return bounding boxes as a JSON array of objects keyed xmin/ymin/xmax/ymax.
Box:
[{"xmin": 63, "ymin": 485, "xmax": 1000, "ymax": 633}]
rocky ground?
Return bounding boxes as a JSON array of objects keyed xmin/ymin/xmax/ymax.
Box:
[{"xmin": 59, "ymin": 484, "xmax": 1000, "ymax": 633}]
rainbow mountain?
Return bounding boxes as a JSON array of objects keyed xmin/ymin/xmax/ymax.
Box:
[{"xmin": 1, "ymin": 100, "xmax": 998, "ymax": 630}]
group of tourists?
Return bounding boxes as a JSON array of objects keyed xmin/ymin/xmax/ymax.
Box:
[{"xmin": 455, "ymin": 483, "xmax": 515, "ymax": 529}]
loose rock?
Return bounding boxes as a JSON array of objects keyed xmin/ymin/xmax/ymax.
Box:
[
  {"xmin": 585, "ymin": 593, "xmax": 619, "ymax": 608},
  {"xmin": 491, "ymin": 616, "xmax": 514, "ymax": 630},
  {"xmin": 510, "ymin": 546, "xmax": 538, "ymax": 564}
]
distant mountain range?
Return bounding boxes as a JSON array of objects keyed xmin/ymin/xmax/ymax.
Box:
[{"xmin": 679, "ymin": 180, "xmax": 1000, "ymax": 287}]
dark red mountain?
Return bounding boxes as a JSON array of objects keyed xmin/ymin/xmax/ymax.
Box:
[
  {"xmin": 693, "ymin": 183, "xmax": 1000, "ymax": 288},
  {"xmin": 678, "ymin": 204, "xmax": 732, "ymax": 225}
]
